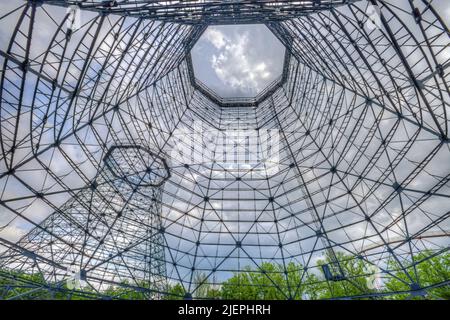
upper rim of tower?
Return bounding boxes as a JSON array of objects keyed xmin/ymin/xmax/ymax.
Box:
[{"xmin": 40, "ymin": 0, "xmax": 359, "ymax": 25}]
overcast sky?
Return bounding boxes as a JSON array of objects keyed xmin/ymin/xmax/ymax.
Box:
[
  {"xmin": 0, "ymin": 0, "xmax": 449, "ymax": 246},
  {"xmin": 0, "ymin": 0, "xmax": 449, "ymax": 294},
  {"xmin": 191, "ymin": 24, "xmax": 286, "ymax": 98}
]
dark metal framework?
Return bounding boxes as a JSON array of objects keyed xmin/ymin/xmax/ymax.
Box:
[
  {"xmin": 0, "ymin": 0, "xmax": 449, "ymax": 300},
  {"xmin": 41, "ymin": 0, "xmax": 358, "ymax": 24}
]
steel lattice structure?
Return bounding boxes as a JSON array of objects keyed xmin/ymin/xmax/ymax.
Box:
[{"xmin": 0, "ymin": 0, "xmax": 449, "ymax": 300}]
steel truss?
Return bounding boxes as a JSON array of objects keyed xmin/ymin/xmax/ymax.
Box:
[
  {"xmin": 0, "ymin": 0, "xmax": 449, "ymax": 300},
  {"xmin": 41, "ymin": 0, "xmax": 357, "ymax": 24}
]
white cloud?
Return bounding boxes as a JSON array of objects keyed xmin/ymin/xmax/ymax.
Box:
[
  {"xmin": 193, "ymin": 25, "xmax": 285, "ymax": 97},
  {"xmin": 206, "ymin": 28, "xmax": 272, "ymax": 95},
  {"xmin": 203, "ymin": 28, "xmax": 227, "ymax": 49}
]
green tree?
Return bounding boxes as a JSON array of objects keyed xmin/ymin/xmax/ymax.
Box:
[
  {"xmin": 384, "ymin": 251, "xmax": 450, "ymax": 300},
  {"xmin": 2, "ymin": 249, "xmax": 448, "ymax": 300},
  {"xmin": 103, "ymin": 279, "xmax": 152, "ymax": 299},
  {"xmin": 221, "ymin": 262, "xmax": 318, "ymax": 299},
  {"xmin": 314, "ymin": 251, "xmax": 378, "ymax": 299},
  {"xmin": 0, "ymin": 269, "xmax": 94, "ymax": 300},
  {"xmin": 164, "ymin": 283, "xmax": 185, "ymax": 300},
  {"xmin": 164, "ymin": 273, "xmax": 221, "ymax": 300}
]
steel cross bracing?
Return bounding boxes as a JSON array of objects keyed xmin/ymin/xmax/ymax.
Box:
[
  {"xmin": 0, "ymin": 143, "xmax": 170, "ymax": 298},
  {"xmin": 39, "ymin": 0, "xmax": 357, "ymax": 25},
  {"xmin": 0, "ymin": 0, "xmax": 449, "ymax": 300}
]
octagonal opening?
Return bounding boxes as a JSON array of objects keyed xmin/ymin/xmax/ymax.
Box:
[{"xmin": 191, "ymin": 24, "xmax": 286, "ymax": 100}]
